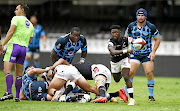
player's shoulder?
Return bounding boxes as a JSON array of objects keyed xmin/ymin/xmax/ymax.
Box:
[
  {"xmin": 56, "ymin": 33, "xmax": 70, "ymax": 43},
  {"xmin": 80, "ymin": 34, "xmax": 86, "ymax": 40},
  {"xmin": 36, "ymin": 24, "xmax": 42, "ymax": 29},
  {"xmin": 128, "ymin": 21, "xmax": 136, "ymax": 28},
  {"xmin": 146, "ymin": 21, "xmax": 157, "ymax": 29}
]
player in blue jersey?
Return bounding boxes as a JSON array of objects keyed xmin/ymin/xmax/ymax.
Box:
[
  {"xmin": 19, "ymin": 66, "xmax": 53, "ymax": 101},
  {"xmin": 51, "ymin": 27, "xmax": 87, "ymax": 64},
  {"xmin": 124, "ymin": 8, "xmax": 161, "ymax": 101},
  {"xmin": 23, "ymin": 15, "xmax": 47, "ymax": 71}
]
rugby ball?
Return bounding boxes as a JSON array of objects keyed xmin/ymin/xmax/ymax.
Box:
[{"xmin": 133, "ymin": 37, "xmax": 146, "ymax": 50}]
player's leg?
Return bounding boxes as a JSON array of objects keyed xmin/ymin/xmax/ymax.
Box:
[
  {"xmin": 94, "ymin": 75, "xmax": 107, "ymax": 97},
  {"xmin": 48, "ymin": 77, "xmax": 66, "ymax": 96},
  {"xmin": 124, "ymin": 60, "xmax": 140, "ymax": 96},
  {"xmin": 76, "ymin": 76, "xmax": 100, "ymax": 96},
  {"xmin": 110, "ymin": 61, "xmax": 122, "ymax": 82},
  {"xmin": 142, "ymin": 60, "xmax": 155, "ymax": 101},
  {"xmin": 23, "ymin": 50, "xmax": 32, "ymax": 71},
  {"xmin": 33, "ymin": 50, "xmax": 40, "ymax": 68},
  {"xmin": 14, "ymin": 63, "xmax": 23, "ymax": 101}
]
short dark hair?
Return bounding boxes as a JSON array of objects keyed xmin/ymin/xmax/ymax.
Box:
[
  {"xmin": 24, "ymin": 65, "xmax": 35, "ymax": 74},
  {"xmin": 71, "ymin": 27, "xmax": 80, "ymax": 34},
  {"xmin": 19, "ymin": 3, "xmax": 29, "ymax": 15},
  {"xmin": 110, "ymin": 25, "xmax": 121, "ymax": 30}
]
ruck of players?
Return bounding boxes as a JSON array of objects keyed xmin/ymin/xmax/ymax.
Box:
[{"xmin": 0, "ymin": 3, "xmax": 160, "ymax": 106}]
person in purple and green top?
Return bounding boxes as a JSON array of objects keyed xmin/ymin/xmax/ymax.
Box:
[{"xmin": 0, "ymin": 3, "xmax": 34, "ymax": 102}]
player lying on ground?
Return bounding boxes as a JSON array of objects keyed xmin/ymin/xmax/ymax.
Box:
[
  {"xmin": 19, "ymin": 66, "xmax": 52, "ymax": 101},
  {"xmin": 46, "ymin": 58, "xmax": 128, "ymax": 103},
  {"xmin": 20, "ymin": 66, "xmax": 91, "ymax": 102}
]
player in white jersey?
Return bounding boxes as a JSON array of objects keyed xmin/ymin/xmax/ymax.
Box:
[{"xmin": 47, "ymin": 64, "xmax": 100, "ymax": 102}]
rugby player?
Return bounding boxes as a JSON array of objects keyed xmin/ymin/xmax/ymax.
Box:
[
  {"xmin": 124, "ymin": 8, "xmax": 161, "ymax": 101},
  {"xmin": 108, "ymin": 25, "xmax": 135, "ymax": 105},
  {"xmin": 47, "ymin": 58, "xmax": 128, "ymax": 103},
  {"xmin": 23, "ymin": 15, "xmax": 47, "ymax": 71},
  {"xmin": 51, "ymin": 27, "xmax": 87, "ymax": 64}
]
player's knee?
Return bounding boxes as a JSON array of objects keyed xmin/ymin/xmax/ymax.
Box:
[{"xmin": 95, "ymin": 77, "xmax": 106, "ymax": 87}]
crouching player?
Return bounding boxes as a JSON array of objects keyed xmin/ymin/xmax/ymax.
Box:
[
  {"xmin": 49, "ymin": 58, "xmax": 128, "ymax": 103},
  {"xmin": 19, "ymin": 66, "xmax": 53, "ymax": 101},
  {"xmin": 47, "ymin": 64, "xmax": 100, "ymax": 101}
]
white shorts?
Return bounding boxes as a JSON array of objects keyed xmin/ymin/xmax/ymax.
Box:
[
  {"xmin": 26, "ymin": 51, "xmax": 40, "ymax": 59},
  {"xmin": 54, "ymin": 65, "xmax": 82, "ymax": 81},
  {"xmin": 91, "ymin": 64, "xmax": 111, "ymax": 84},
  {"xmin": 110, "ymin": 57, "xmax": 131, "ymax": 73}
]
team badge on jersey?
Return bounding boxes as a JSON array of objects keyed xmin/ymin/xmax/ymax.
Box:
[{"xmin": 56, "ymin": 43, "xmax": 61, "ymax": 50}]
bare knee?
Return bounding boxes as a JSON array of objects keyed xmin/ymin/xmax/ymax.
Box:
[{"xmin": 146, "ymin": 71, "xmax": 154, "ymax": 80}]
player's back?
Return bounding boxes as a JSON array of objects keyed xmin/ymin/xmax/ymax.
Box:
[{"xmin": 9, "ymin": 16, "xmax": 34, "ymax": 48}]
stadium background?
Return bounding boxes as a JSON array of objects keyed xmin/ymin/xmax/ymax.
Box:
[{"xmin": 0, "ymin": 0, "xmax": 180, "ymax": 77}]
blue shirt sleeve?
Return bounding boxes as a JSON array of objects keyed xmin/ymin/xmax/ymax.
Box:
[
  {"xmin": 40, "ymin": 30, "xmax": 46, "ymax": 36},
  {"xmin": 80, "ymin": 35, "xmax": 87, "ymax": 51},
  {"xmin": 53, "ymin": 37, "xmax": 65, "ymax": 53}
]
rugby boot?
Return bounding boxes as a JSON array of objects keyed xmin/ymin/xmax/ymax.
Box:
[
  {"xmin": 90, "ymin": 97, "xmax": 108, "ymax": 103},
  {"xmin": 119, "ymin": 88, "xmax": 128, "ymax": 103},
  {"xmin": 128, "ymin": 98, "xmax": 136, "ymax": 105},
  {"xmin": 149, "ymin": 96, "xmax": 155, "ymax": 101}
]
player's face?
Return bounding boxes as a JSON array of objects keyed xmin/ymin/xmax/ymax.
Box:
[
  {"xmin": 137, "ymin": 14, "xmax": 146, "ymax": 23},
  {"xmin": 111, "ymin": 29, "xmax": 121, "ymax": 40},
  {"xmin": 30, "ymin": 16, "xmax": 38, "ymax": 26},
  {"xmin": 70, "ymin": 31, "xmax": 80, "ymax": 43},
  {"xmin": 14, "ymin": 5, "xmax": 23, "ymax": 16}
]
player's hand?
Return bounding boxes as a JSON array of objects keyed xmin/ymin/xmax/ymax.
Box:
[
  {"xmin": 148, "ymin": 51, "xmax": 155, "ymax": 61},
  {"xmin": 59, "ymin": 95, "xmax": 66, "ymax": 102},
  {"xmin": 77, "ymin": 58, "xmax": 85, "ymax": 64}
]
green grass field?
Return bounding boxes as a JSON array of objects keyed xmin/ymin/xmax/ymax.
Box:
[{"xmin": 0, "ymin": 70, "xmax": 180, "ymax": 111}]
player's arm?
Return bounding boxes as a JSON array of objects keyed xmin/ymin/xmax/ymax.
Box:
[
  {"xmin": 108, "ymin": 41, "xmax": 132, "ymax": 55},
  {"xmin": 28, "ymin": 68, "xmax": 48, "ymax": 77},
  {"xmin": 51, "ymin": 49, "xmax": 57, "ymax": 64},
  {"xmin": 148, "ymin": 35, "xmax": 160, "ymax": 61},
  {"xmin": 2, "ymin": 25, "xmax": 16, "ymax": 46},
  {"xmin": 51, "ymin": 58, "xmax": 70, "ymax": 70},
  {"xmin": 41, "ymin": 35, "xmax": 47, "ymax": 48},
  {"xmin": 40, "ymin": 30, "xmax": 46, "ymax": 48},
  {"xmin": 78, "ymin": 37, "xmax": 87, "ymax": 64}
]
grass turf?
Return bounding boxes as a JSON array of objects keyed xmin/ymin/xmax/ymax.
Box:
[{"xmin": 0, "ymin": 70, "xmax": 180, "ymax": 111}]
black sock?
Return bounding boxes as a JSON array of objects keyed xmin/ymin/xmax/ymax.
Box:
[
  {"xmin": 129, "ymin": 93, "xmax": 133, "ymax": 98},
  {"xmin": 98, "ymin": 86, "xmax": 106, "ymax": 97},
  {"xmin": 109, "ymin": 91, "xmax": 119, "ymax": 98},
  {"xmin": 63, "ymin": 85, "xmax": 73, "ymax": 95}
]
